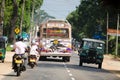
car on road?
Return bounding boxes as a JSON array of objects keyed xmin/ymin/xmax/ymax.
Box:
[{"xmin": 78, "ymin": 38, "xmax": 105, "ymax": 69}]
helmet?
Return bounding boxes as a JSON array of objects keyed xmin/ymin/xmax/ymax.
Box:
[
  {"xmin": 24, "ymin": 38, "xmax": 28, "ymax": 41},
  {"xmin": 31, "ymin": 39, "xmax": 36, "ymax": 45},
  {"xmin": 17, "ymin": 35, "xmax": 23, "ymax": 41}
]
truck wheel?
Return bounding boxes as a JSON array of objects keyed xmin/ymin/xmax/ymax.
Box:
[
  {"xmin": 66, "ymin": 57, "xmax": 70, "ymax": 62},
  {"xmin": 40, "ymin": 56, "xmax": 46, "ymax": 60},
  {"xmin": 98, "ymin": 63, "xmax": 102, "ymax": 69},
  {"xmin": 63, "ymin": 57, "xmax": 70, "ymax": 62},
  {"xmin": 62, "ymin": 57, "xmax": 66, "ymax": 62}
]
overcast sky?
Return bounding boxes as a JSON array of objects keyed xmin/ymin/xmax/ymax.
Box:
[{"xmin": 41, "ymin": 0, "xmax": 80, "ymax": 19}]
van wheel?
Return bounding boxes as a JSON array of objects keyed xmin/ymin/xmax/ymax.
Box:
[
  {"xmin": 79, "ymin": 59, "xmax": 83, "ymax": 66},
  {"xmin": 40, "ymin": 56, "xmax": 46, "ymax": 60},
  {"xmin": 98, "ymin": 63, "xmax": 102, "ymax": 69}
]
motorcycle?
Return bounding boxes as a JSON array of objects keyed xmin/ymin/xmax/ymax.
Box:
[
  {"xmin": 13, "ymin": 54, "xmax": 26, "ymax": 76},
  {"xmin": 28, "ymin": 55, "xmax": 37, "ymax": 68}
]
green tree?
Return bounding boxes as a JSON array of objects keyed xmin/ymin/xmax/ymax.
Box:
[
  {"xmin": 67, "ymin": 0, "xmax": 107, "ymax": 41},
  {"xmin": 67, "ymin": 0, "xmax": 120, "ymax": 55},
  {"xmin": 1, "ymin": 0, "xmax": 43, "ymax": 43}
]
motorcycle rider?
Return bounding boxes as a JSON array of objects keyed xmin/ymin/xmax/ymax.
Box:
[
  {"xmin": 28, "ymin": 39, "xmax": 40, "ymax": 65},
  {"xmin": 12, "ymin": 35, "xmax": 28, "ymax": 70}
]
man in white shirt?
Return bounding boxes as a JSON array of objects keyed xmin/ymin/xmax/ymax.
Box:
[{"xmin": 12, "ymin": 36, "xmax": 28, "ymax": 69}]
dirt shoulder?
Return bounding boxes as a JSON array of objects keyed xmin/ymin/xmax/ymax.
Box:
[
  {"xmin": 103, "ymin": 54, "xmax": 120, "ymax": 77},
  {"xmin": 0, "ymin": 52, "xmax": 13, "ymax": 79}
]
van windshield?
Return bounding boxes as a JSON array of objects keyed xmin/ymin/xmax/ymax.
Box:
[{"xmin": 83, "ymin": 41, "xmax": 104, "ymax": 50}]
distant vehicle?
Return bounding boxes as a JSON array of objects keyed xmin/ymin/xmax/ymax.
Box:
[
  {"xmin": 0, "ymin": 36, "xmax": 8, "ymax": 63},
  {"xmin": 38, "ymin": 19, "xmax": 72, "ymax": 62},
  {"xmin": 21, "ymin": 32, "xmax": 30, "ymax": 41},
  {"xmin": 78, "ymin": 38, "xmax": 105, "ymax": 69}
]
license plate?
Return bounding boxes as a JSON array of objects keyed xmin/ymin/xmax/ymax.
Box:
[
  {"xmin": 15, "ymin": 60, "xmax": 22, "ymax": 63},
  {"xmin": 30, "ymin": 59, "xmax": 35, "ymax": 62}
]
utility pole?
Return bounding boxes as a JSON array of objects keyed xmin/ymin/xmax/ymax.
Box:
[
  {"xmin": 106, "ymin": 12, "xmax": 109, "ymax": 54},
  {"xmin": 20, "ymin": 0, "xmax": 25, "ymax": 34},
  {"xmin": 115, "ymin": 13, "xmax": 119, "ymax": 57}
]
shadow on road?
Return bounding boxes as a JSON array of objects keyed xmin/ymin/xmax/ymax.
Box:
[
  {"xmin": 66, "ymin": 63, "xmax": 111, "ymax": 74},
  {"xmin": 39, "ymin": 57, "xmax": 64, "ymax": 62},
  {"xmin": 2, "ymin": 74, "xmax": 17, "ymax": 77},
  {"xmin": 37, "ymin": 61, "xmax": 65, "ymax": 69}
]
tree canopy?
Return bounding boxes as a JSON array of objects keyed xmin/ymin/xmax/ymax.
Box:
[
  {"xmin": 0, "ymin": 0, "xmax": 43, "ymax": 43},
  {"xmin": 67, "ymin": 0, "xmax": 119, "ymax": 41},
  {"xmin": 67, "ymin": 0, "xmax": 120, "ymax": 55}
]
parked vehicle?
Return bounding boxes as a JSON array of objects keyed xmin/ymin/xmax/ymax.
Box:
[
  {"xmin": 13, "ymin": 54, "xmax": 26, "ymax": 76},
  {"xmin": 0, "ymin": 37, "xmax": 7, "ymax": 63},
  {"xmin": 28, "ymin": 55, "xmax": 37, "ymax": 68},
  {"xmin": 78, "ymin": 38, "xmax": 105, "ymax": 69}
]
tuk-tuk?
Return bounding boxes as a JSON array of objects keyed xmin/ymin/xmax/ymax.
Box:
[
  {"xmin": 78, "ymin": 38, "xmax": 105, "ymax": 69},
  {"xmin": 0, "ymin": 36, "xmax": 7, "ymax": 63}
]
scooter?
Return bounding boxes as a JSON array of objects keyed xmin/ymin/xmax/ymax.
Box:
[
  {"xmin": 13, "ymin": 54, "xmax": 26, "ymax": 76},
  {"xmin": 28, "ymin": 55, "xmax": 37, "ymax": 68}
]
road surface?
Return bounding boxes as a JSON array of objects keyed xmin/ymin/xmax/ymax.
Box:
[{"xmin": 0, "ymin": 51, "xmax": 120, "ymax": 80}]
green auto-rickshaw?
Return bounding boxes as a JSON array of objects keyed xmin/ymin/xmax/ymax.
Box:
[
  {"xmin": 0, "ymin": 36, "xmax": 7, "ymax": 63},
  {"xmin": 78, "ymin": 38, "xmax": 105, "ymax": 69}
]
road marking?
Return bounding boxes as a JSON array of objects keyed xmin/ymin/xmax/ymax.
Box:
[
  {"xmin": 69, "ymin": 73, "xmax": 73, "ymax": 76},
  {"xmin": 67, "ymin": 70, "xmax": 70, "ymax": 73},
  {"xmin": 63, "ymin": 62, "xmax": 76, "ymax": 80},
  {"xmin": 71, "ymin": 77, "xmax": 75, "ymax": 80}
]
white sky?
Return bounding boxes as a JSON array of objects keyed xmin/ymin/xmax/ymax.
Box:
[{"xmin": 41, "ymin": 0, "xmax": 80, "ymax": 19}]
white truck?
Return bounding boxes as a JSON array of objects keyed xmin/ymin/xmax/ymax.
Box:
[{"xmin": 38, "ymin": 19, "xmax": 72, "ymax": 62}]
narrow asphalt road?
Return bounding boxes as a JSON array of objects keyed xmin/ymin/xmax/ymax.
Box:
[{"xmin": 0, "ymin": 51, "xmax": 120, "ymax": 80}]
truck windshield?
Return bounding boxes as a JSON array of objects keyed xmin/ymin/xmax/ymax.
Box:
[{"xmin": 42, "ymin": 28, "xmax": 69, "ymax": 38}]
